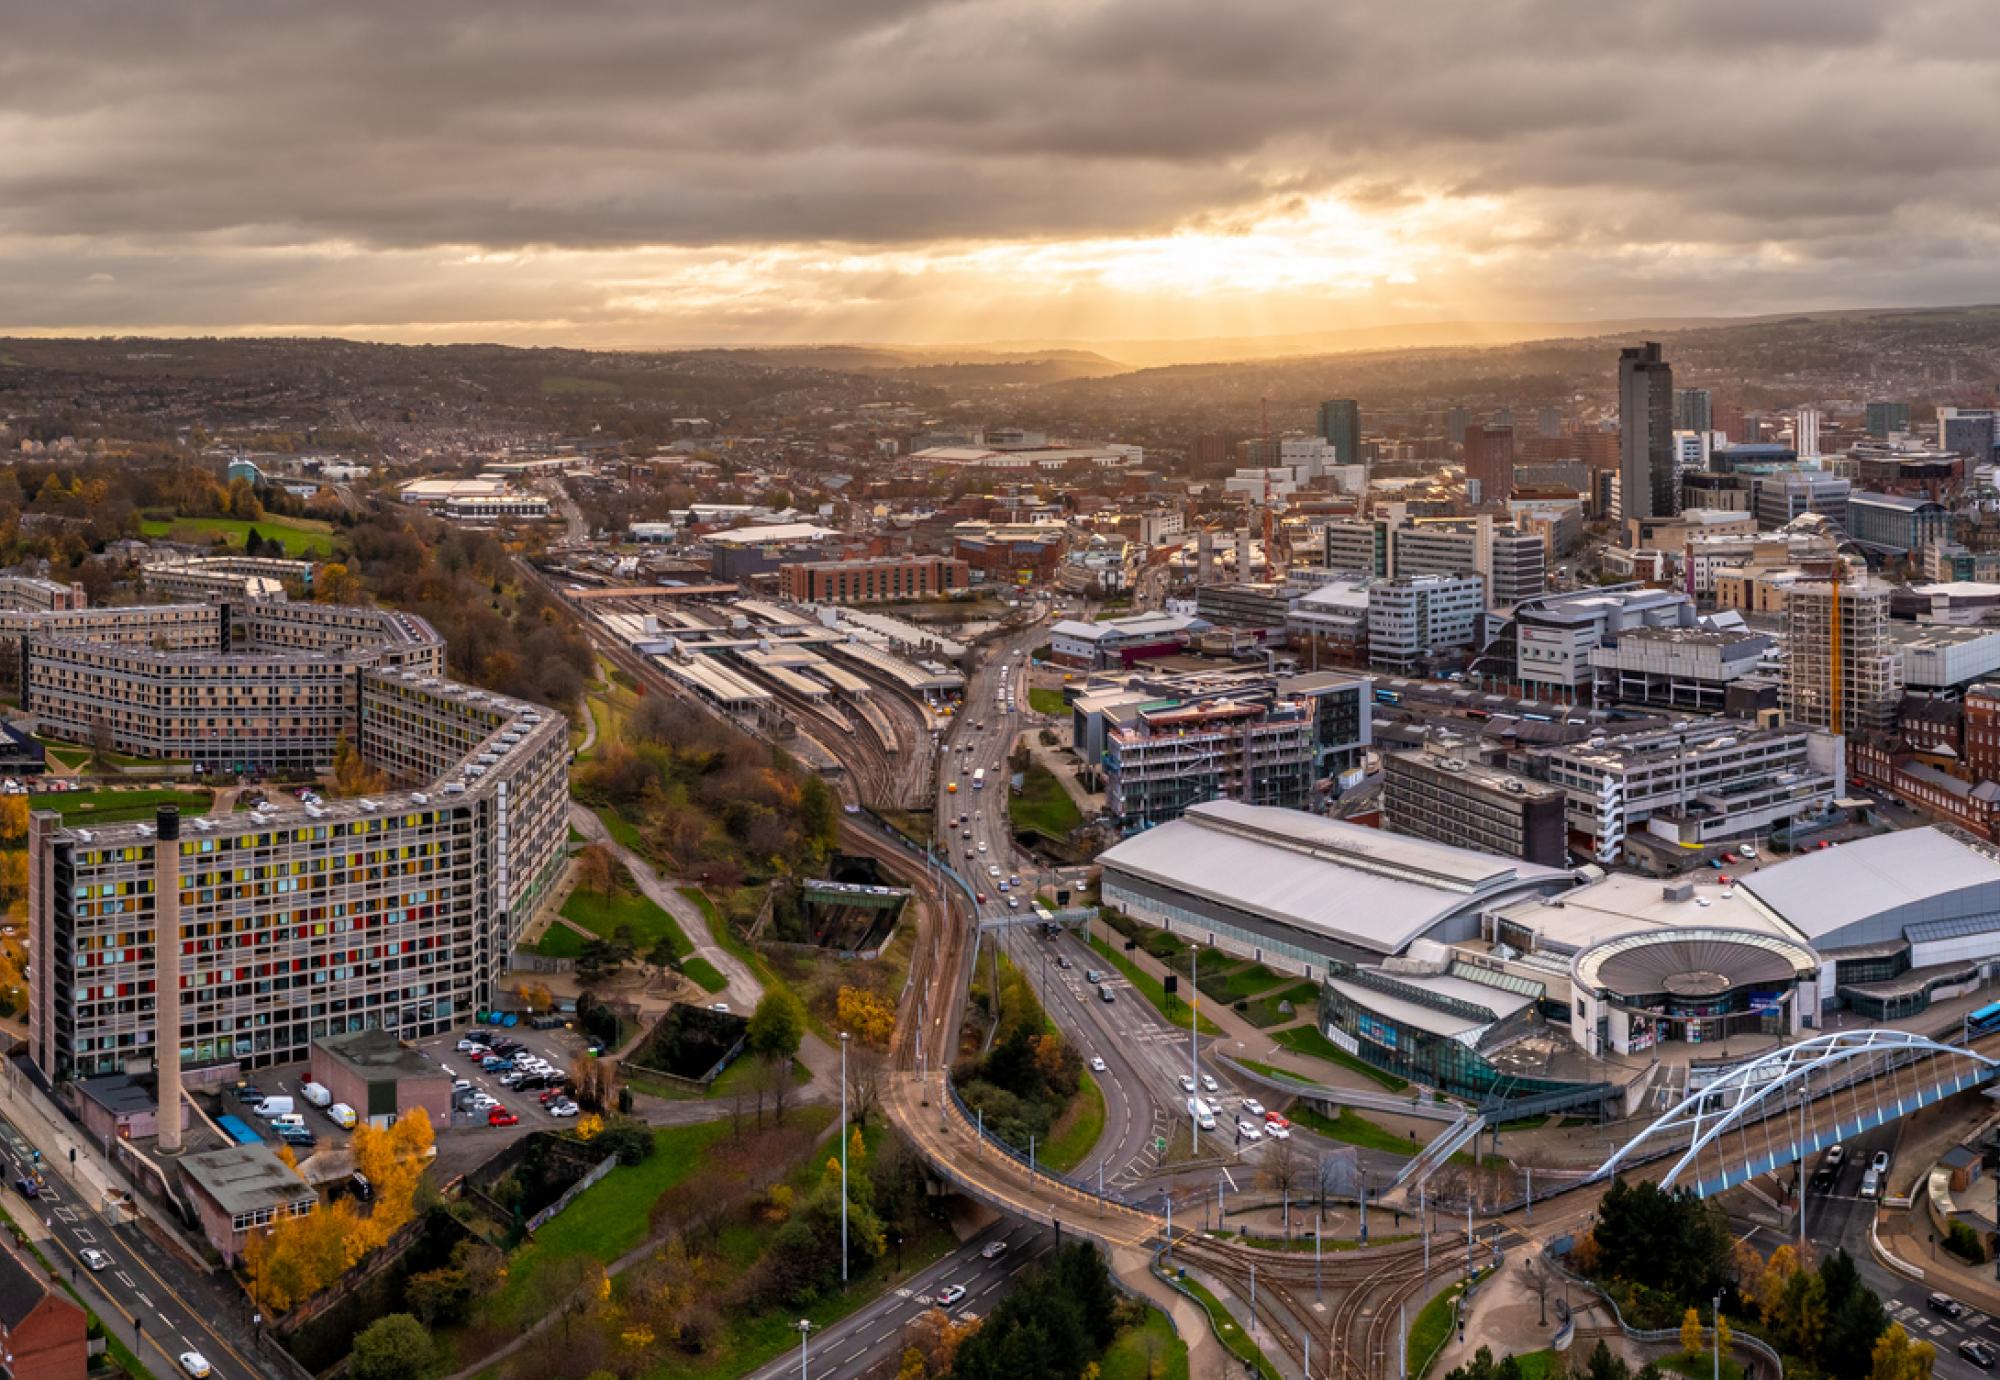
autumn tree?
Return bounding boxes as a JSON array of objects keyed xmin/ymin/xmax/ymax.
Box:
[
  {"xmin": 0, "ymin": 794, "xmax": 29, "ymax": 842},
  {"xmin": 575, "ymin": 844, "xmax": 616, "ymax": 904},
  {"xmin": 1870, "ymin": 1323, "xmax": 1936, "ymax": 1380},
  {"xmin": 837, "ymin": 985, "xmax": 896, "ymax": 1047},
  {"xmin": 315, "ymin": 562, "xmax": 363, "ymax": 604},
  {"xmin": 331, "ymin": 733, "xmax": 390, "ymax": 797},
  {"xmin": 1680, "ymin": 1307, "xmax": 1704, "ymax": 1359}
]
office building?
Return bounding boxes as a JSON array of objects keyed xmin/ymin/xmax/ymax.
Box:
[
  {"xmin": 1383, "ymin": 741, "xmax": 1567, "ymax": 866},
  {"xmin": 1889, "ymin": 624, "xmax": 2000, "ymax": 697},
  {"xmin": 1844, "ymin": 492, "xmax": 1950, "ymax": 557},
  {"xmin": 1444, "ymin": 406, "xmax": 1472, "ymax": 446},
  {"xmin": 1103, "ymin": 695, "xmax": 1317, "ymax": 826},
  {"xmin": 26, "ymin": 611, "xmax": 570, "ymax": 1082},
  {"xmin": 781, "ymin": 554, "xmax": 969, "ymax": 604},
  {"xmin": 1194, "ymin": 582, "xmax": 1293, "ymax": 638},
  {"xmin": 1754, "ymin": 471, "xmax": 1850, "ymax": 530},
  {"xmin": 1463, "ymin": 424, "xmax": 1515, "ymax": 503},
  {"xmin": 1367, "ymin": 574, "xmax": 1485, "ymax": 674},
  {"xmin": 1588, "ymin": 625, "xmax": 1774, "ymax": 713},
  {"xmin": 1318, "ymin": 400, "xmax": 1362, "ymax": 466},
  {"xmin": 1618, "ymin": 342, "xmax": 1676, "ymax": 520},
  {"xmin": 1939, "ymin": 407, "xmax": 2000, "ymax": 464},
  {"xmin": 1866, "ymin": 401, "xmax": 1912, "ymax": 439},
  {"xmin": 1675, "ymin": 388, "xmax": 1713, "ymax": 433},
  {"xmin": 1324, "ymin": 518, "xmax": 1391, "ymax": 577},
  {"xmin": 1539, "ymin": 720, "xmax": 1841, "ymax": 862},
  {"xmin": 1782, "ymin": 577, "xmax": 1903, "ymax": 736},
  {"xmin": 1849, "ymin": 444, "xmax": 1963, "ymax": 502},
  {"xmin": 1504, "ymin": 587, "xmax": 1700, "ymax": 698},
  {"xmin": 1793, "ymin": 407, "xmax": 1822, "ymax": 459}
]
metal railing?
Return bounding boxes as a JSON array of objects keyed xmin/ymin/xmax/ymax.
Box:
[
  {"xmin": 942, "ymin": 1071, "xmax": 1160, "ymax": 1214},
  {"xmin": 1541, "ymin": 1244, "xmax": 1785, "ymax": 1378}
]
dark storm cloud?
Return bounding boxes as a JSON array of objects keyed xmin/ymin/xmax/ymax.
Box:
[{"xmin": 5, "ymin": 0, "xmax": 2000, "ymax": 335}]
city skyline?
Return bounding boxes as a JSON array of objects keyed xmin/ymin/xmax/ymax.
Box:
[{"xmin": 9, "ymin": 1, "xmax": 2000, "ymax": 349}]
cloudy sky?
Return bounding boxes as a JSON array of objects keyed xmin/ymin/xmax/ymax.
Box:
[{"xmin": 6, "ymin": 0, "xmax": 2000, "ymax": 349}]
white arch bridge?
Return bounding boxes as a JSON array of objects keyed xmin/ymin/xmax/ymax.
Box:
[{"xmin": 1590, "ymin": 1029, "xmax": 2000, "ymax": 1198}]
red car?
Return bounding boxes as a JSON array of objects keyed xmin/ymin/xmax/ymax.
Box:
[
  {"xmin": 1263, "ymin": 1111, "xmax": 1291, "ymax": 1130},
  {"xmin": 488, "ymin": 1108, "xmax": 519, "ymax": 1127}
]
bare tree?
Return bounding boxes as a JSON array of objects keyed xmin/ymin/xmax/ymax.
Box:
[{"xmin": 1261, "ymin": 1135, "xmax": 1306, "ymax": 1236}]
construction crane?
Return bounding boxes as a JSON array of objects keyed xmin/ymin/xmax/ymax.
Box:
[{"xmin": 1829, "ymin": 558, "xmax": 1843, "ymax": 737}]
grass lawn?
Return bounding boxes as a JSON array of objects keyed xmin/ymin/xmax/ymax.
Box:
[
  {"xmin": 1197, "ymin": 960, "xmax": 1290, "ymax": 1005},
  {"xmin": 1512, "ymin": 1351, "xmax": 1561, "ymax": 1380},
  {"xmin": 1211, "ymin": 1228, "xmax": 1416, "ymax": 1253},
  {"xmin": 1241, "ymin": 982, "xmax": 1318, "ymax": 1028},
  {"xmin": 1088, "ymin": 932, "xmax": 1221, "ymax": 1035},
  {"xmin": 681, "ymin": 956, "xmax": 728, "ymax": 993},
  {"xmin": 1661, "ymin": 1353, "xmax": 1745, "ymax": 1380},
  {"xmin": 577, "ymin": 685, "xmax": 640, "ymax": 764},
  {"xmin": 1027, "ymin": 686, "xmax": 1067, "ymax": 716},
  {"xmin": 1272, "ymin": 1025, "xmax": 1411, "ymax": 1092},
  {"xmin": 1173, "ymin": 1274, "xmax": 1281, "ymax": 1380},
  {"xmin": 42, "ymin": 744, "xmax": 89, "ymax": 769},
  {"xmin": 29, "ymin": 787, "xmax": 211, "ymax": 825},
  {"xmin": 562, "ymin": 870, "xmax": 695, "ymax": 956},
  {"xmin": 1011, "ymin": 762, "xmax": 1083, "ymax": 839},
  {"xmin": 1408, "ymin": 1281, "xmax": 1467, "ymax": 1378},
  {"xmin": 532, "ymin": 923, "xmax": 588, "ymax": 959},
  {"xmin": 1291, "ymin": 1106, "xmax": 1420, "ymax": 1155},
  {"xmin": 595, "ymin": 805, "xmax": 646, "ymax": 853},
  {"xmin": 137, "ymin": 512, "xmax": 339, "ymax": 557},
  {"xmin": 1100, "ymin": 1305, "xmax": 1190, "ymax": 1380},
  {"xmin": 491, "ymin": 1112, "xmax": 829, "ymax": 1328},
  {"xmin": 1041, "ymin": 1068, "xmax": 1107, "ymax": 1174}
]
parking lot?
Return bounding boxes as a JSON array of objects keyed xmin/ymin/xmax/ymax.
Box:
[{"xmin": 208, "ymin": 1019, "xmax": 597, "ymax": 1179}]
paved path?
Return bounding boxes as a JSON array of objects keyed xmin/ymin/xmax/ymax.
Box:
[{"xmin": 566, "ymin": 801, "xmax": 840, "ymax": 1087}]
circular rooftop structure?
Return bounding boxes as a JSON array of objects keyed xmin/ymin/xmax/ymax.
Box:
[{"xmin": 1573, "ymin": 927, "xmax": 1819, "ymax": 1004}]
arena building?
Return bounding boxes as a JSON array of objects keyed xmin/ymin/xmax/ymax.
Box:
[
  {"xmin": 24, "ymin": 608, "xmax": 568, "ymax": 1081},
  {"xmin": 1567, "ymin": 926, "xmax": 1818, "ymax": 1057},
  {"xmin": 1097, "ymin": 800, "xmax": 1572, "ymax": 976}
]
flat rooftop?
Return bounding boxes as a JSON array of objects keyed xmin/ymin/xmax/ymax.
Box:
[
  {"xmin": 316, "ymin": 1028, "xmax": 443, "ymax": 1081},
  {"xmin": 1739, "ymin": 826, "xmax": 2000, "ymax": 942},
  {"xmin": 179, "ymin": 1144, "xmax": 316, "ymax": 1216},
  {"xmin": 1100, "ymin": 800, "xmax": 1571, "ymax": 956}
]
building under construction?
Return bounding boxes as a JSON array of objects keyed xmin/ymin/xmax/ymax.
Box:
[{"xmin": 1782, "ymin": 576, "xmax": 1903, "ymax": 737}]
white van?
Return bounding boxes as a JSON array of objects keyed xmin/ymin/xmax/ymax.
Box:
[
  {"xmin": 255, "ymin": 1096, "xmax": 295, "ymax": 1119},
  {"xmin": 298, "ymin": 1081, "xmax": 332, "ymax": 1109},
  {"xmin": 1186, "ymin": 1097, "xmax": 1216, "ymax": 1131},
  {"xmin": 326, "ymin": 1103, "xmax": 358, "ymax": 1131},
  {"xmin": 270, "ymin": 1113, "xmax": 306, "ymax": 1131}
]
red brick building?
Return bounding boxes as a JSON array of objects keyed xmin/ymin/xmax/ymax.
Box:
[
  {"xmin": 1463, "ymin": 425, "xmax": 1516, "ymax": 503},
  {"xmin": 781, "ymin": 554, "xmax": 970, "ymax": 604},
  {"xmin": 1965, "ymin": 682, "xmax": 2000, "ymax": 781},
  {"xmin": 0, "ymin": 1240, "xmax": 88, "ymax": 1380}
]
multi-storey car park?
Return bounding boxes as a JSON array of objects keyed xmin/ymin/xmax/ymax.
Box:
[{"xmin": 24, "ymin": 603, "xmax": 568, "ymax": 1082}]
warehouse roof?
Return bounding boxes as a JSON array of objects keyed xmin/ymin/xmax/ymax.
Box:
[
  {"xmin": 1098, "ymin": 801, "xmax": 1571, "ymax": 955},
  {"xmin": 1738, "ymin": 827, "xmax": 2000, "ymax": 942}
]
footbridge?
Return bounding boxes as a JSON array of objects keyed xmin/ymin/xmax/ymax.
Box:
[{"xmin": 1590, "ymin": 1029, "xmax": 2000, "ymax": 1198}]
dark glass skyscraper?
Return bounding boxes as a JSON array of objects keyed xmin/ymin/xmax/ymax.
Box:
[
  {"xmin": 1618, "ymin": 342, "xmax": 1675, "ymax": 519},
  {"xmin": 1318, "ymin": 399, "xmax": 1362, "ymax": 466}
]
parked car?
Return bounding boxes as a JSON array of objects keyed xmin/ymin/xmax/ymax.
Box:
[
  {"xmin": 549, "ymin": 1100, "xmax": 580, "ymax": 1117},
  {"xmin": 1870, "ymin": 1149, "xmax": 1891, "ymax": 1175},
  {"xmin": 488, "ymin": 1109, "xmax": 520, "ymax": 1127},
  {"xmin": 232, "ymin": 1084, "xmax": 266, "ymax": 1104}
]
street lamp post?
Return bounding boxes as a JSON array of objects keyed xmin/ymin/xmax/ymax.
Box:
[
  {"xmin": 796, "ymin": 1319, "xmax": 813, "ymax": 1380},
  {"xmin": 839, "ymin": 1031, "xmax": 850, "ymax": 1284}
]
